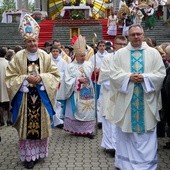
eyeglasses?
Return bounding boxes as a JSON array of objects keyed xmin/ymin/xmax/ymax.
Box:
[
  {"xmin": 129, "ymin": 33, "xmax": 143, "ymax": 37},
  {"xmin": 114, "ymin": 43, "xmax": 127, "ymax": 46}
]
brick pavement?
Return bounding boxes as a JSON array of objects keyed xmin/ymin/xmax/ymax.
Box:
[{"xmin": 0, "ymin": 125, "xmax": 170, "ymax": 170}]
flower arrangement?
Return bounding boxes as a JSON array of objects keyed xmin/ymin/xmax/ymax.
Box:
[{"xmin": 71, "ymin": 9, "xmax": 84, "ymax": 19}]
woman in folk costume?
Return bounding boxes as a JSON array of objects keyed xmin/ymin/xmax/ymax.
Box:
[
  {"xmin": 5, "ymin": 14, "xmax": 60, "ymax": 169},
  {"xmin": 133, "ymin": 6, "xmax": 144, "ymax": 25},
  {"xmin": 117, "ymin": 4, "xmax": 131, "ymax": 35},
  {"xmin": 63, "ymin": 35, "xmax": 96, "ymax": 139},
  {"xmin": 144, "ymin": 4, "xmax": 156, "ymax": 30},
  {"xmin": 107, "ymin": 11, "xmax": 118, "ymax": 36}
]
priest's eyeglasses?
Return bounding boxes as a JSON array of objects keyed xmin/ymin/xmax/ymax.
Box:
[
  {"xmin": 115, "ymin": 43, "xmax": 127, "ymax": 46},
  {"xmin": 129, "ymin": 33, "xmax": 143, "ymax": 37}
]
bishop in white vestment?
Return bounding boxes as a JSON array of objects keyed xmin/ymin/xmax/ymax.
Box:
[{"xmin": 63, "ymin": 35, "xmax": 96, "ymax": 139}]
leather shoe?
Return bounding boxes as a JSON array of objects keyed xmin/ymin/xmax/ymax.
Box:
[
  {"xmin": 87, "ymin": 133, "xmax": 95, "ymax": 139},
  {"xmin": 24, "ymin": 161, "xmax": 35, "ymax": 169},
  {"xmin": 97, "ymin": 122, "xmax": 102, "ymax": 129}
]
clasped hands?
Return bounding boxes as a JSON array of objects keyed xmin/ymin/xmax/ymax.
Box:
[
  {"xmin": 79, "ymin": 76, "xmax": 89, "ymax": 86},
  {"xmin": 27, "ymin": 75, "xmax": 42, "ymax": 84},
  {"xmin": 130, "ymin": 72, "xmax": 144, "ymax": 83}
]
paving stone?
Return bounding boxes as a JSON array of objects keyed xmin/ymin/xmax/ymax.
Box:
[{"xmin": 0, "ymin": 126, "xmax": 170, "ymax": 170}]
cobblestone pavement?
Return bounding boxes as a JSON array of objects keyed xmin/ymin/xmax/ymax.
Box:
[{"xmin": 0, "ymin": 125, "xmax": 170, "ymax": 170}]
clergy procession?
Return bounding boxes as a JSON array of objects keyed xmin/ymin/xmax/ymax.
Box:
[{"xmin": 0, "ymin": 0, "xmax": 170, "ymax": 170}]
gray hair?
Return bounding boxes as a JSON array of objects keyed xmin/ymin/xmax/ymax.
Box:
[{"xmin": 128, "ymin": 24, "xmax": 144, "ymax": 33}]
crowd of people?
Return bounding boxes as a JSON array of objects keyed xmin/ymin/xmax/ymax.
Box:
[
  {"xmin": 107, "ymin": 0, "xmax": 169, "ymax": 37},
  {"xmin": 0, "ymin": 8, "xmax": 170, "ymax": 170}
]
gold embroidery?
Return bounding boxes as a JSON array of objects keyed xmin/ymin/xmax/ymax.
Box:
[
  {"xmin": 30, "ymin": 94, "xmax": 38, "ymax": 104},
  {"xmin": 28, "ymin": 62, "xmax": 39, "ymax": 76},
  {"xmin": 27, "ymin": 122, "xmax": 40, "ymax": 136},
  {"xmin": 28, "ymin": 63, "xmax": 39, "ymax": 86},
  {"xmin": 79, "ymin": 100, "xmax": 94, "ymax": 112}
]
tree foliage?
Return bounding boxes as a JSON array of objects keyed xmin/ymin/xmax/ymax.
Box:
[
  {"xmin": 1, "ymin": 0, "xmax": 15, "ymax": 11},
  {"xmin": 0, "ymin": 0, "xmax": 34, "ymax": 21},
  {"xmin": 0, "ymin": 0, "xmax": 15, "ymax": 21}
]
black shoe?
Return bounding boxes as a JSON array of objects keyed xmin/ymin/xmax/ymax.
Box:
[
  {"xmin": 105, "ymin": 149, "xmax": 115, "ymax": 157},
  {"xmin": 97, "ymin": 122, "xmax": 102, "ymax": 129},
  {"xmin": 24, "ymin": 161, "xmax": 35, "ymax": 169},
  {"xmin": 165, "ymin": 141, "xmax": 170, "ymax": 145},
  {"xmin": 0, "ymin": 121, "xmax": 5, "ymax": 126},
  {"xmin": 7, "ymin": 120, "xmax": 12, "ymax": 126},
  {"xmin": 56, "ymin": 124, "xmax": 63, "ymax": 129},
  {"xmin": 87, "ymin": 133, "xmax": 95, "ymax": 139},
  {"xmin": 115, "ymin": 167, "xmax": 120, "ymax": 170},
  {"xmin": 163, "ymin": 142, "xmax": 170, "ymax": 149}
]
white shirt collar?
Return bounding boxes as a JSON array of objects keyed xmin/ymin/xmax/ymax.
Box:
[
  {"xmin": 52, "ymin": 54, "xmax": 62, "ymax": 62},
  {"xmin": 27, "ymin": 52, "xmax": 38, "ymax": 61}
]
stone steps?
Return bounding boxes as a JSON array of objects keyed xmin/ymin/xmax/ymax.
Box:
[
  {"xmin": 52, "ymin": 19, "xmax": 103, "ymax": 46},
  {"xmin": 0, "ymin": 23, "xmax": 23, "ymax": 48},
  {"xmin": 0, "ymin": 19, "xmax": 169, "ymax": 49},
  {"xmin": 141, "ymin": 20, "xmax": 170, "ymax": 45}
]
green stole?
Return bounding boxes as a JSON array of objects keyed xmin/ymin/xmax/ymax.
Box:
[{"xmin": 131, "ymin": 50, "xmax": 145, "ymax": 133}]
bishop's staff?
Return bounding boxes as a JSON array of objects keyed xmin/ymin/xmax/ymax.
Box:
[{"xmin": 92, "ymin": 32, "xmax": 98, "ymax": 134}]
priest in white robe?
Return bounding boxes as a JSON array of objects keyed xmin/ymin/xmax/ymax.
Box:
[
  {"xmin": 90, "ymin": 40, "xmax": 108, "ymax": 128},
  {"xmin": 50, "ymin": 45, "xmax": 68, "ymax": 127},
  {"xmin": 98, "ymin": 35, "xmax": 127, "ymax": 157},
  {"xmin": 109, "ymin": 24, "xmax": 166, "ymax": 170}
]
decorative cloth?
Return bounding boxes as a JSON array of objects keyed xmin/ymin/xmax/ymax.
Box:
[
  {"xmin": 19, "ymin": 138, "xmax": 49, "ymax": 162},
  {"xmin": 130, "ymin": 50, "xmax": 145, "ymax": 133}
]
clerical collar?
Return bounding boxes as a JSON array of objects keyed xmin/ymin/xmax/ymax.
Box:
[
  {"xmin": 52, "ymin": 54, "xmax": 62, "ymax": 62},
  {"xmin": 97, "ymin": 50, "xmax": 108, "ymax": 57},
  {"xmin": 27, "ymin": 52, "xmax": 38, "ymax": 61},
  {"xmin": 127, "ymin": 42, "xmax": 148, "ymax": 51}
]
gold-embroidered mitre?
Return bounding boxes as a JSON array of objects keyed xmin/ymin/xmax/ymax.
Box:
[
  {"xmin": 18, "ymin": 14, "xmax": 40, "ymax": 40},
  {"xmin": 73, "ymin": 35, "xmax": 86, "ymax": 55}
]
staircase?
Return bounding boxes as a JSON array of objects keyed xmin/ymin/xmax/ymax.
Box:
[
  {"xmin": 141, "ymin": 20, "xmax": 170, "ymax": 45},
  {"xmin": 0, "ymin": 23, "xmax": 23, "ymax": 48},
  {"xmin": 100, "ymin": 18, "xmax": 170, "ymax": 46},
  {"xmin": 0, "ymin": 19, "xmax": 169, "ymax": 49},
  {"xmin": 52, "ymin": 19, "xmax": 103, "ymax": 46},
  {"xmin": 38, "ymin": 20, "xmax": 55, "ymax": 48},
  {"xmin": 100, "ymin": 19, "xmax": 113, "ymax": 43},
  {"xmin": 100, "ymin": 19, "xmax": 122, "ymax": 44}
]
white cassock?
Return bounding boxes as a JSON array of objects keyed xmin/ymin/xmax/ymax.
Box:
[
  {"xmin": 90, "ymin": 50, "xmax": 108, "ymax": 123},
  {"xmin": 109, "ymin": 42, "xmax": 166, "ymax": 170},
  {"xmin": 52, "ymin": 54, "xmax": 67, "ymax": 126},
  {"xmin": 98, "ymin": 53, "xmax": 117, "ymax": 150}
]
